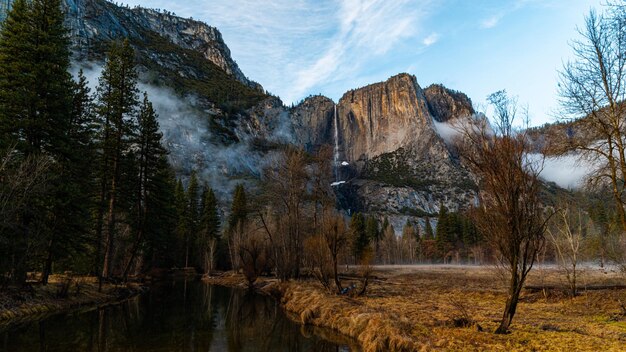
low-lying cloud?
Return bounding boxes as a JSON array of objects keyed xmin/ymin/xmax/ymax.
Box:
[
  {"xmin": 71, "ymin": 63, "xmax": 288, "ymax": 199},
  {"xmin": 527, "ymin": 153, "xmax": 594, "ymax": 189}
]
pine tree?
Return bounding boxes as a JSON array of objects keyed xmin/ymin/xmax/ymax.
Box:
[
  {"xmin": 0, "ymin": 0, "xmax": 88, "ymax": 285},
  {"xmin": 144, "ymin": 164, "xmax": 178, "ymax": 269},
  {"xmin": 123, "ymin": 93, "xmax": 167, "ymax": 279},
  {"xmin": 41, "ymin": 70, "xmax": 97, "ymax": 284},
  {"xmin": 424, "ymin": 217, "xmax": 434, "ymax": 240},
  {"xmin": 402, "ymin": 220, "xmax": 417, "ymax": 263},
  {"xmin": 414, "ymin": 222, "xmax": 422, "ymax": 262},
  {"xmin": 174, "ymin": 179, "xmax": 188, "ymax": 267},
  {"xmin": 0, "ymin": 0, "xmax": 35, "ymax": 151},
  {"xmin": 365, "ymin": 216, "xmax": 381, "ymax": 243},
  {"xmin": 96, "ymin": 39, "xmax": 139, "ymax": 280},
  {"xmin": 436, "ymin": 205, "xmax": 453, "ymax": 258},
  {"xmin": 461, "ymin": 215, "xmax": 479, "ymax": 248},
  {"xmin": 229, "ymin": 184, "xmax": 248, "ymax": 231},
  {"xmin": 350, "ymin": 212, "xmax": 369, "ymax": 262},
  {"xmin": 185, "ymin": 171, "xmax": 199, "ymax": 267},
  {"xmin": 0, "ymin": 0, "xmax": 72, "ymax": 155},
  {"xmin": 36, "ymin": 0, "xmax": 86, "ymax": 284},
  {"xmin": 199, "ymin": 186, "xmax": 220, "ymax": 274}
]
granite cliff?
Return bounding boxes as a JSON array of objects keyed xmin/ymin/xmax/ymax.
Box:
[
  {"xmin": 1, "ymin": 0, "xmax": 481, "ymax": 219},
  {"xmin": 291, "ymin": 74, "xmax": 477, "ymax": 223},
  {"xmin": 62, "ymin": 0, "xmax": 261, "ymax": 90}
]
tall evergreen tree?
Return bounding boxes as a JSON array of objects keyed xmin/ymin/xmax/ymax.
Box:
[
  {"xmin": 123, "ymin": 93, "xmax": 167, "ymax": 279},
  {"xmin": 365, "ymin": 216, "xmax": 381, "ymax": 243},
  {"xmin": 0, "ymin": 0, "xmax": 72, "ymax": 155},
  {"xmin": 0, "ymin": 0, "xmax": 90, "ymax": 285},
  {"xmin": 41, "ymin": 70, "xmax": 97, "ymax": 284},
  {"xmin": 96, "ymin": 39, "xmax": 139, "ymax": 280},
  {"xmin": 199, "ymin": 186, "xmax": 220, "ymax": 274},
  {"xmin": 424, "ymin": 217, "xmax": 434, "ymax": 240},
  {"xmin": 229, "ymin": 184, "xmax": 248, "ymax": 231},
  {"xmin": 143, "ymin": 165, "xmax": 178, "ymax": 269},
  {"xmin": 436, "ymin": 205, "xmax": 453, "ymax": 258},
  {"xmin": 0, "ymin": 0, "xmax": 33, "ymax": 149},
  {"xmin": 350, "ymin": 212, "xmax": 369, "ymax": 262},
  {"xmin": 402, "ymin": 220, "xmax": 418, "ymax": 263},
  {"xmin": 185, "ymin": 170, "xmax": 200, "ymax": 267},
  {"xmin": 174, "ymin": 179, "xmax": 188, "ymax": 267}
]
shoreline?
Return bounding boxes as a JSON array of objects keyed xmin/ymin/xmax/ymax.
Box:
[
  {"xmin": 204, "ymin": 266, "xmax": 626, "ymax": 352},
  {"xmin": 0, "ymin": 276, "xmax": 147, "ymax": 331},
  {"xmin": 203, "ymin": 272, "xmax": 416, "ymax": 352}
]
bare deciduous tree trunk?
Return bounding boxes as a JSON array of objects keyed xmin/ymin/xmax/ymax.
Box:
[
  {"xmin": 458, "ymin": 91, "xmax": 548, "ymax": 334},
  {"xmin": 547, "ymin": 204, "xmax": 585, "ymax": 296}
]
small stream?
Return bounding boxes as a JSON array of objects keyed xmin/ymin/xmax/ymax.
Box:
[{"xmin": 0, "ymin": 280, "xmax": 356, "ymax": 351}]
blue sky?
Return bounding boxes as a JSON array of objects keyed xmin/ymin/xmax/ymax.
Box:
[{"xmin": 121, "ymin": 0, "xmax": 602, "ymax": 126}]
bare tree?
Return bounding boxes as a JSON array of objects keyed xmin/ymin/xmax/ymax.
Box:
[
  {"xmin": 547, "ymin": 203, "xmax": 586, "ymax": 296},
  {"xmin": 0, "ymin": 147, "xmax": 52, "ymax": 285},
  {"xmin": 458, "ymin": 91, "xmax": 548, "ymax": 334},
  {"xmin": 259, "ymin": 147, "xmax": 310, "ymax": 280},
  {"xmin": 238, "ymin": 223, "xmax": 269, "ymax": 289},
  {"xmin": 401, "ymin": 221, "xmax": 418, "ymax": 264},
  {"xmin": 558, "ymin": 7, "xmax": 626, "ymax": 231},
  {"xmin": 304, "ymin": 234, "xmax": 333, "ymax": 290},
  {"xmin": 379, "ymin": 224, "xmax": 397, "ymax": 264},
  {"xmin": 322, "ymin": 208, "xmax": 348, "ymax": 292}
]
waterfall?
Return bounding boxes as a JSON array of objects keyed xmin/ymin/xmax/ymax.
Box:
[
  {"xmin": 333, "ymin": 103, "xmax": 339, "ymax": 182},
  {"xmin": 331, "ymin": 104, "xmax": 347, "ymax": 187}
]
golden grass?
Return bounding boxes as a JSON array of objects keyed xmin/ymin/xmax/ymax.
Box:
[
  {"xmin": 274, "ymin": 281, "xmax": 416, "ymax": 352},
  {"xmin": 207, "ymin": 266, "xmax": 626, "ymax": 351},
  {"xmin": 0, "ymin": 275, "xmax": 143, "ymax": 328}
]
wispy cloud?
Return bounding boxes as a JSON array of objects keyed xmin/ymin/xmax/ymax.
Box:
[
  {"xmin": 481, "ymin": 14, "xmax": 502, "ymax": 29},
  {"xmin": 287, "ymin": 0, "xmax": 432, "ymax": 102},
  {"xmin": 119, "ymin": 0, "xmax": 433, "ymax": 104},
  {"xmin": 422, "ymin": 32, "xmax": 440, "ymax": 46},
  {"xmin": 480, "ymin": 0, "xmax": 550, "ymax": 30}
]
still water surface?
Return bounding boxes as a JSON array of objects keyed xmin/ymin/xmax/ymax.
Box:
[{"xmin": 0, "ymin": 280, "xmax": 355, "ymax": 351}]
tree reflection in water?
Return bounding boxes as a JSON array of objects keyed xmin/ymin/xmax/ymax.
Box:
[{"xmin": 0, "ymin": 280, "xmax": 355, "ymax": 352}]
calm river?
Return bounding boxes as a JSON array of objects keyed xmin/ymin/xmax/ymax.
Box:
[{"xmin": 0, "ymin": 280, "xmax": 356, "ymax": 351}]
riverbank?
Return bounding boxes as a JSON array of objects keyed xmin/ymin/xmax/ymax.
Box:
[
  {"xmin": 0, "ymin": 275, "xmax": 146, "ymax": 329},
  {"xmin": 205, "ymin": 265, "xmax": 626, "ymax": 352}
]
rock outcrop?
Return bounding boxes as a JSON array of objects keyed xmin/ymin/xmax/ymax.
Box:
[
  {"xmin": 336, "ymin": 74, "xmax": 440, "ymax": 166},
  {"xmin": 62, "ymin": 0, "xmax": 262, "ymax": 90},
  {"xmin": 423, "ymin": 84, "xmax": 474, "ymax": 122},
  {"xmin": 290, "ymin": 95, "xmax": 335, "ymax": 151},
  {"xmin": 291, "ymin": 73, "xmax": 477, "ymax": 218}
]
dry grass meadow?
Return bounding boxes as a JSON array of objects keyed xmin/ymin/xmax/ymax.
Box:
[{"xmin": 209, "ymin": 264, "xmax": 626, "ymax": 351}]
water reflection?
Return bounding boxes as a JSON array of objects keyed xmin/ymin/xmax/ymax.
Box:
[{"xmin": 0, "ymin": 280, "xmax": 355, "ymax": 351}]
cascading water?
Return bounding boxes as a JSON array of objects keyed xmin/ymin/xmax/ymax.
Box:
[
  {"xmin": 331, "ymin": 103, "xmax": 347, "ymax": 187},
  {"xmin": 333, "ymin": 103, "xmax": 339, "ymax": 182}
]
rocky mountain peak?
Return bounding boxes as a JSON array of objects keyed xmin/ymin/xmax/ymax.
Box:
[
  {"xmin": 290, "ymin": 73, "xmax": 477, "ymax": 219},
  {"xmin": 291, "ymin": 95, "xmax": 336, "ymax": 151},
  {"xmin": 336, "ymin": 73, "xmax": 436, "ymax": 165},
  {"xmin": 423, "ymin": 84, "xmax": 474, "ymax": 122},
  {"xmin": 62, "ymin": 0, "xmax": 262, "ymax": 91}
]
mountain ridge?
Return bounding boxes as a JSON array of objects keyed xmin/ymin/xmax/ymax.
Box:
[{"xmin": 1, "ymin": 0, "xmax": 483, "ymax": 221}]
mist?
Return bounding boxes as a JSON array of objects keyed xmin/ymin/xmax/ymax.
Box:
[
  {"xmin": 70, "ymin": 63, "xmax": 290, "ymax": 200},
  {"xmin": 526, "ymin": 153, "xmax": 594, "ymax": 189},
  {"xmin": 431, "ymin": 114, "xmax": 491, "ymax": 146}
]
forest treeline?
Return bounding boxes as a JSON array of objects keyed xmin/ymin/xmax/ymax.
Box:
[{"xmin": 0, "ymin": 0, "xmax": 179, "ymax": 286}]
